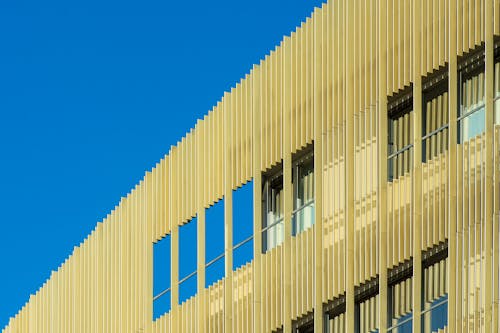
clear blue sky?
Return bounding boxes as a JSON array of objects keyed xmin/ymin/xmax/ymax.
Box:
[{"xmin": 0, "ymin": 0, "xmax": 324, "ymax": 327}]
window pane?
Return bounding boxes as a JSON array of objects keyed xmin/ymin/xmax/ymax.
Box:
[
  {"xmin": 326, "ymin": 312, "xmax": 346, "ymax": 333},
  {"xmin": 263, "ymin": 176, "xmax": 284, "ymax": 252},
  {"xmin": 271, "ymin": 185, "xmax": 284, "ymax": 221},
  {"xmin": 390, "ymin": 312, "xmax": 412, "ymax": 333},
  {"xmin": 356, "ymin": 294, "xmax": 379, "ymax": 333},
  {"xmin": 292, "ymin": 202, "xmax": 315, "ymax": 236},
  {"xmin": 459, "ymin": 106, "xmax": 485, "ymax": 142},
  {"xmin": 388, "ymin": 107, "xmax": 413, "ymax": 181},
  {"xmin": 293, "ymin": 157, "xmax": 315, "ymax": 235},
  {"xmin": 423, "ymin": 91, "xmax": 449, "ymax": 162},
  {"xmin": 263, "ymin": 218, "xmax": 283, "ymax": 252},
  {"xmin": 388, "ymin": 276, "xmax": 412, "ymax": 332},
  {"xmin": 459, "ymin": 69, "xmax": 485, "ymax": 143},
  {"xmin": 421, "ymin": 257, "xmax": 448, "ymax": 332},
  {"xmin": 422, "ymin": 294, "xmax": 448, "ymax": 332},
  {"xmin": 297, "ymin": 161, "xmax": 314, "ymax": 208}
]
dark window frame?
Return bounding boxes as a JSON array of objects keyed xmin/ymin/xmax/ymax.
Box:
[
  {"xmin": 262, "ymin": 163, "xmax": 284, "ymax": 253},
  {"xmin": 457, "ymin": 47, "xmax": 486, "ymax": 143},
  {"xmin": 292, "ymin": 145, "xmax": 315, "ymax": 236},
  {"xmin": 388, "ymin": 89, "xmax": 414, "ymax": 182},
  {"xmin": 422, "ymin": 68, "xmax": 449, "ymax": 162}
]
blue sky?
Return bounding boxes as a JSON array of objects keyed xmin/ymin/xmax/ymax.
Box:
[{"xmin": 0, "ymin": 0, "xmax": 324, "ymax": 327}]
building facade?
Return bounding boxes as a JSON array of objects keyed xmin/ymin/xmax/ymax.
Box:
[{"xmin": 4, "ymin": 0, "xmax": 500, "ymax": 332}]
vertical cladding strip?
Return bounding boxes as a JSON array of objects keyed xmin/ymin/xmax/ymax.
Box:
[
  {"xmin": 345, "ymin": 0, "xmax": 356, "ymax": 331},
  {"xmin": 378, "ymin": 0, "xmax": 389, "ymax": 331},
  {"xmin": 223, "ymin": 92, "xmax": 234, "ymax": 332},
  {"xmin": 313, "ymin": 5, "xmax": 325, "ymax": 332},
  {"xmin": 263, "ymin": 57, "xmax": 269, "ymax": 170},
  {"xmin": 97, "ymin": 223, "xmax": 103, "ymax": 333},
  {"xmin": 485, "ymin": 0, "xmax": 494, "ymax": 330},
  {"xmin": 497, "ymin": 0, "xmax": 500, "ymax": 35},
  {"xmin": 495, "ymin": 123, "xmax": 500, "ymax": 333},
  {"xmin": 252, "ymin": 64, "xmax": 263, "ymax": 333},
  {"xmin": 170, "ymin": 148, "xmax": 179, "ymax": 333},
  {"xmin": 197, "ymin": 121, "xmax": 207, "ymax": 333},
  {"xmin": 412, "ymin": 0, "xmax": 423, "ymax": 333},
  {"xmin": 448, "ymin": 0, "xmax": 458, "ymax": 330},
  {"xmin": 282, "ymin": 35, "xmax": 293, "ymax": 333},
  {"xmin": 324, "ymin": 1, "xmax": 332, "ymax": 302},
  {"xmin": 120, "ymin": 198, "xmax": 127, "ymax": 333},
  {"xmin": 338, "ymin": 0, "xmax": 346, "ymax": 298}
]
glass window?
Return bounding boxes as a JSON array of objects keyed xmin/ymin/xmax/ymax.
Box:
[
  {"xmin": 292, "ymin": 154, "xmax": 314, "ymax": 235},
  {"xmin": 458, "ymin": 64, "xmax": 485, "ymax": 143},
  {"xmin": 422, "ymin": 82, "xmax": 449, "ymax": 162},
  {"xmin": 262, "ymin": 174, "xmax": 284, "ymax": 252},
  {"xmin": 233, "ymin": 180, "xmax": 254, "ymax": 270},
  {"xmin": 295, "ymin": 320, "xmax": 314, "ymax": 333},
  {"xmin": 387, "ymin": 277, "xmax": 413, "ymax": 332},
  {"xmin": 153, "ymin": 235, "xmax": 171, "ymax": 320},
  {"xmin": 326, "ymin": 311, "xmax": 346, "ymax": 333},
  {"xmin": 388, "ymin": 101, "xmax": 413, "ymax": 181},
  {"xmin": 355, "ymin": 294, "xmax": 379, "ymax": 333},
  {"xmin": 421, "ymin": 257, "xmax": 448, "ymax": 332}
]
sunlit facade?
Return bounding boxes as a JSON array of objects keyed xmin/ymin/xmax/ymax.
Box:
[{"xmin": 3, "ymin": 0, "xmax": 500, "ymax": 332}]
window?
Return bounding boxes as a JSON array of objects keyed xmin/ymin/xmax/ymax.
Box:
[
  {"xmin": 326, "ymin": 311, "xmax": 346, "ymax": 333},
  {"xmin": 422, "ymin": 74, "xmax": 449, "ymax": 162},
  {"xmin": 205, "ymin": 199, "xmax": 225, "ymax": 287},
  {"xmin": 388, "ymin": 95, "xmax": 413, "ymax": 181},
  {"xmin": 292, "ymin": 151, "xmax": 314, "ymax": 236},
  {"xmin": 421, "ymin": 257, "xmax": 448, "ymax": 332},
  {"xmin": 295, "ymin": 320, "xmax": 314, "ymax": 333},
  {"xmin": 233, "ymin": 180, "xmax": 254, "ymax": 270},
  {"xmin": 387, "ymin": 276, "xmax": 413, "ymax": 332},
  {"xmin": 355, "ymin": 293, "xmax": 379, "ymax": 333},
  {"xmin": 153, "ymin": 235, "xmax": 171, "ymax": 320},
  {"xmin": 458, "ymin": 57, "xmax": 485, "ymax": 143},
  {"xmin": 179, "ymin": 217, "xmax": 197, "ymax": 304},
  {"xmin": 262, "ymin": 169, "xmax": 284, "ymax": 253},
  {"xmin": 292, "ymin": 312, "xmax": 315, "ymax": 332},
  {"xmin": 326, "ymin": 299, "xmax": 346, "ymax": 333}
]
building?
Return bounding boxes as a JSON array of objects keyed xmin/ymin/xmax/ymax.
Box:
[{"xmin": 3, "ymin": 0, "xmax": 500, "ymax": 332}]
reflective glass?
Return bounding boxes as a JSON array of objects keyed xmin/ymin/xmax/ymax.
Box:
[
  {"xmin": 293, "ymin": 158, "xmax": 314, "ymax": 235},
  {"xmin": 421, "ymin": 294, "xmax": 448, "ymax": 332},
  {"xmin": 459, "ymin": 106, "xmax": 485, "ymax": 142}
]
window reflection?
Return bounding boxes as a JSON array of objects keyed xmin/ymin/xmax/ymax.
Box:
[
  {"xmin": 388, "ymin": 276, "xmax": 413, "ymax": 333},
  {"xmin": 262, "ymin": 173, "xmax": 284, "ymax": 252},
  {"xmin": 458, "ymin": 66, "xmax": 485, "ymax": 143},
  {"xmin": 421, "ymin": 257, "xmax": 448, "ymax": 332},
  {"xmin": 293, "ymin": 154, "xmax": 314, "ymax": 236}
]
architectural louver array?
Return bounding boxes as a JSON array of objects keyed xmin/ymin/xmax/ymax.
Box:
[{"xmin": 4, "ymin": 0, "xmax": 500, "ymax": 332}]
